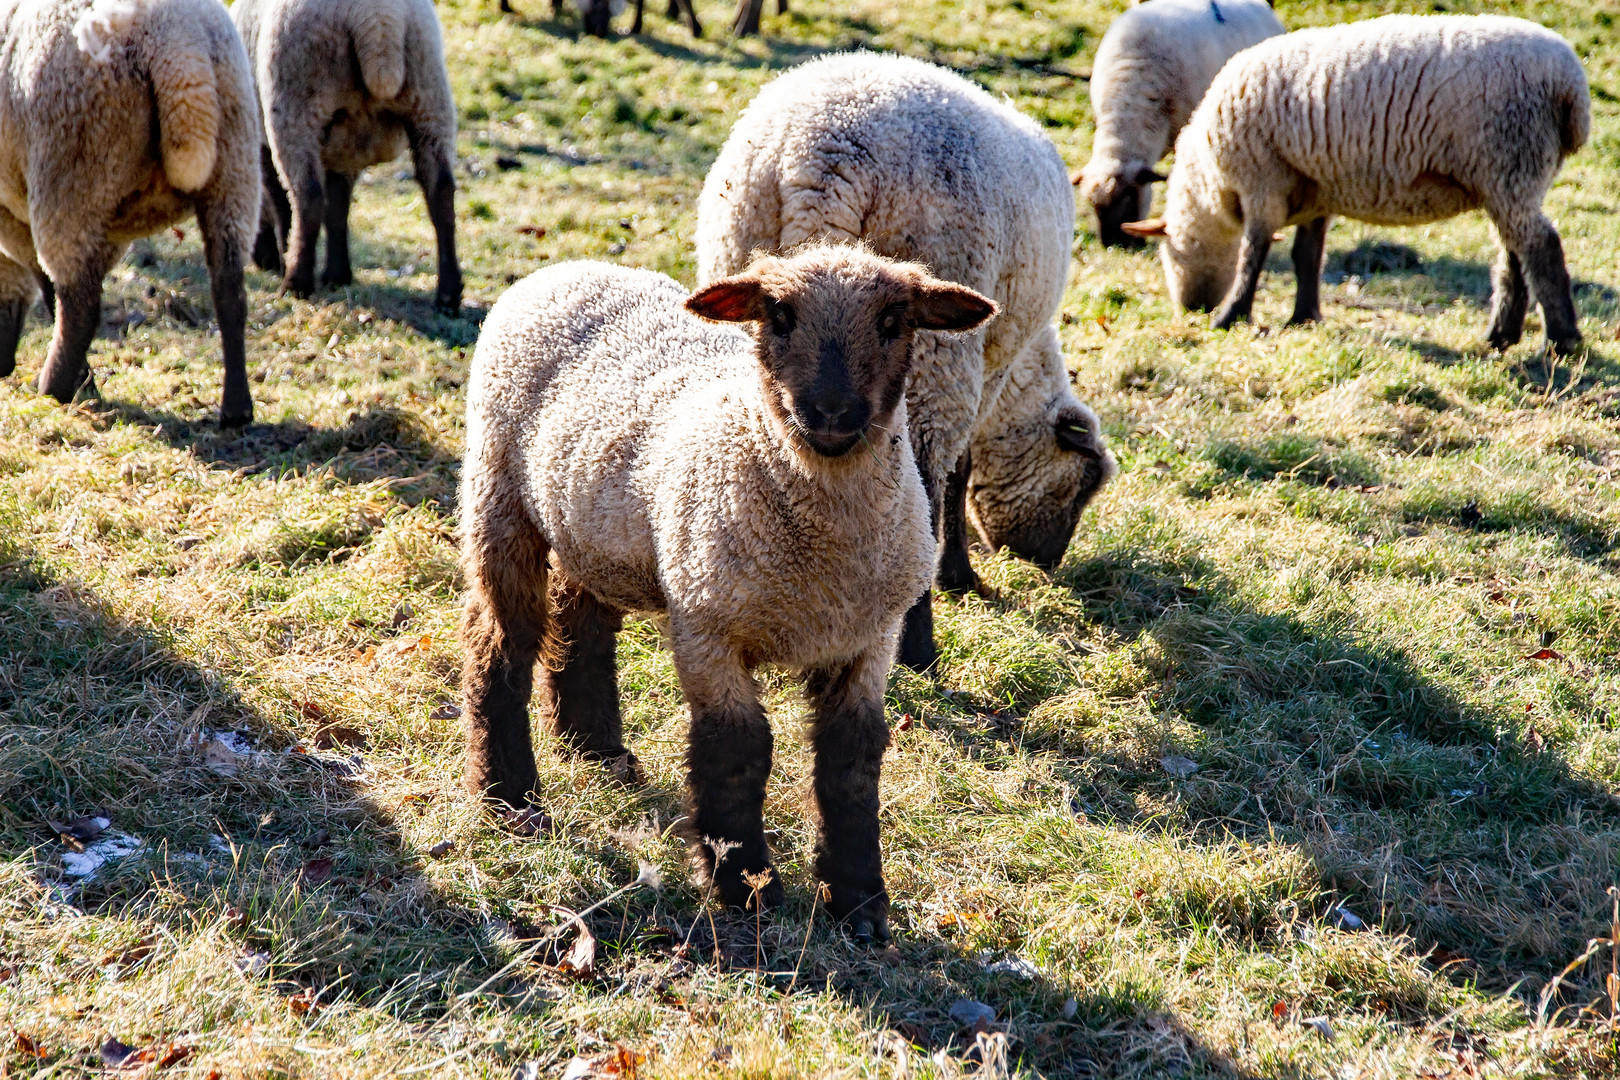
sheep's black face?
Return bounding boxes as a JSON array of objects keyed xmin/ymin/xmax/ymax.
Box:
[
  {"xmin": 1086, "ymin": 167, "xmax": 1161, "ymax": 249},
  {"xmin": 685, "ymin": 247, "xmax": 998, "ymax": 463}
]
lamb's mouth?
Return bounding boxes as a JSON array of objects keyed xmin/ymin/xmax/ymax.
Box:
[{"xmin": 797, "ymin": 428, "xmax": 863, "ymax": 458}]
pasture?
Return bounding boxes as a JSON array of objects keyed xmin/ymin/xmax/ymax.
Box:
[{"xmin": 4, "ymin": 0, "xmax": 1620, "ymax": 1075}]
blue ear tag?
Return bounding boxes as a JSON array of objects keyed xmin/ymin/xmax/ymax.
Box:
[{"xmin": 1210, "ymin": 1, "xmax": 1225, "ymax": 23}]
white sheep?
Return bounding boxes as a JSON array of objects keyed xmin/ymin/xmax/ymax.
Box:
[
  {"xmin": 696, "ymin": 51, "xmax": 1116, "ymax": 671},
  {"xmin": 1125, "ymin": 14, "xmax": 1590, "ymax": 355},
  {"xmin": 232, "ymin": 0, "xmax": 461, "ymax": 312},
  {"xmin": 0, "ymin": 0, "xmax": 261, "ymax": 423},
  {"xmin": 1077, "ymin": 0, "xmax": 1283, "ymax": 247},
  {"xmin": 459, "ymin": 245, "xmax": 995, "ymax": 940}
]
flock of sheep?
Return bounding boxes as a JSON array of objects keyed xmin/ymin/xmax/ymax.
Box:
[{"xmin": 0, "ymin": 0, "xmax": 1594, "ymax": 938}]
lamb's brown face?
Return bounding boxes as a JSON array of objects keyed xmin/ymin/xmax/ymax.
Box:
[{"xmin": 686, "ymin": 247, "xmax": 998, "ymax": 461}]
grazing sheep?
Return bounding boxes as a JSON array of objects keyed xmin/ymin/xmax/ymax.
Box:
[
  {"xmin": 0, "ymin": 0, "xmax": 260, "ymax": 424},
  {"xmin": 233, "ymin": 0, "xmax": 462, "ymax": 313},
  {"xmin": 1126, "ymin": 14, "xmax": 1589, "ymax": 355},
  {"xmin": 696, "ymin": 52, "xmax": 1116, "ymax": 671},
  {"xmin": 553, "ymin": 0, "xmax": 699, "ymax": 37},
  {"xmin": 459, "ymin": 245, "xmax": 995, "ymax": 939},
  {"xmin": 1077, "ymin": 0, "xmax": 1283, "ymax": 247}
]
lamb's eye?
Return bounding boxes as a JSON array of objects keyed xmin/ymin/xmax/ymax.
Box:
[
  {"xmin": 767, "ymin": 302, "xmax": 795, "ymax": 337},
  {"xmin": 877, "ymin": 306, "xmax": 905, "ymax": 340}
]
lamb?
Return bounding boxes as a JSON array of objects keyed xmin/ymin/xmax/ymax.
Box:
[
  {"xmin": 459, "ymin": 245, "xmax": 995, "ymax": 940},
  {"xmin": 552, "ymin": 0, "xmax": 700, "ymax": 37},
  {"xmin": 232, "ymin": 0, "xmax": 461, "ymax": 313},
  {"xmin": 0, "ymin": 0, "xmax": 260, "ymax": 424},
  {"xmin": 695, "ymin": 52, "xmax": 1116, "ymax": 671},
  {"xmin": 1124, "ymin": 14, "xmax": 1590, "ymax": 355},
  {"xmin": 1076, "ymin": 0, "xmax": 1283, "ymax": 248}
]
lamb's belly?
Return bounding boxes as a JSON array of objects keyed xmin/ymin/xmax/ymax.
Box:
[
  {"xmin": 323, "ymin": 110, "xmax": 409, "ymax": 175},
  {"xmin": 728, "ymin": 582, "xmax": 905, "ymax": 671},
  {"xmin": 1322, "ymin": 172, "xmax": 1484, "ymax": 228}
]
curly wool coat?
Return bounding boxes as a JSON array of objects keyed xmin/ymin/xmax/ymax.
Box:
[{"xmin": 0, "ymin": 0, "xmax": 260, "ymax": 422}]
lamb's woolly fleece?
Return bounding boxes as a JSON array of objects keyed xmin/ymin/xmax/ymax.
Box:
[
  {"xmin": 1159, "ymin": 13, "xmax": 1590, "ymax": 309},
  {"xmin": 695, "ymin": 51, "xmax": 1105, "ymax": 552},
  {"xmin": 1077, "ymin": 0, "xmax": 1282, "ymax": 213},
  {"xmin": 0, "ymin": 0, "xmax": 258, "ymax": 282},
  {"xmin": 464, "ymin": 259, "xmax": 934, "ymax": 675},
  {"xmin": 231, "ymin": 0, "xmax": 454, "ymax": 179}
]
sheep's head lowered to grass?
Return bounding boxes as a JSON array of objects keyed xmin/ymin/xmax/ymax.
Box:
[
  {"xmin": 1076, "ymin": 161, "xmax": 1165, "ymax": 250},
  {"xmin": 687, "ymin": 246, "xmax": 997, "ymax": 460}
]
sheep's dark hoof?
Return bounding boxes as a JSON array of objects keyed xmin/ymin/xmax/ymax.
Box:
[
  {"xmin": 708, "ymin": 857, "xmax": 784, "ymax": 912},
  {"xmin": 827, "ymin": 883, "xmax": 890, "ymax": 943},
  {"xmin": 935, "ymin": 549, "xmax": 980, "ymax": 596},
  {"xmin": 1285, "ymin": 310, "xmax": 1321, "ymax": 327},
  {"xmin": 1211, "ymin": 306, "xmax": 1248, "ymax": 331},
  {"xmin": 1486, "ymin": 329, "xmax": 1521, "ymax": 352},
  {"xmin": 435, "ymin": 287, "xmax": 463, "ymax": 317},
  {"xmin": 898, "ymin": 593, "xmax": 939, "ymax": 672},
  {"xmin": 466, "ymin": 762, "xmax": 540, "ymax": 809},
  {"xmin": 219, "ymin": 405, "xmax": 253, "ymax": 429},
  {"xmin": 1548, "ymin": 334, "xmax": 1584, "ymax": 359},
  {"xmin": 321, "ymin": 267, "xmax": 353, "ymax": 288},
  {"xmin": 253, "ymin": 233, "xmax": 284, "ymax": 274},
  {"xmin": 282, "ymin": 270, "xmax": 316, "ymax": 299}
]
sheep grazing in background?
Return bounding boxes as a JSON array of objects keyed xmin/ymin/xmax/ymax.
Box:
[
  {"xmin": 459, "ymin": 246, "xmax": 994, "ymax": 940},
  {"xmin": 696, "ymin": 52, "xmax": 1116, "ymax": 671},
  {"xmin": 1077, "ymin": 0, "xmax": 1283, "ymax": 247},
  {"xmin": 1125, "ymin": 14, "xmax": 1590, "ymax": 355},
  {"xmin": 0, "ymin": 0, "xmax": 260, "ymax": 424},
  {"xmin": 233, "ymin": 0, "xmax": 462, "ymax": 313},
  {"xmin": 538, "ymin": 0, "xmax": 699, "ymax": 38}
]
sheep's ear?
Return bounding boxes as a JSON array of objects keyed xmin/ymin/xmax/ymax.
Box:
[
  {"xmin": 1121, "ymin": 218, "xmax": 1168, "ymax": 239},
  {"xmin": 911, "ymin": 281, "xmax": 997, "ymax": 332},
  {"xmin": 1054, "ymin": 412, "xmax": 1103, "ymax": 459},
  {"xmin": 1134, "ymin": 167, "xmax": 1167, "ymax": 186},
  {"xmin": 686, "ymin": 276, "xmax": 763, "ymax": 322}
]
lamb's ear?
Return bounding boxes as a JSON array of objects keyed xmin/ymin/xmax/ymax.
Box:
[
  {"xmin": 1134, "ymin": 167, "xmax": 1167, "ymax": 186},
  {"xmin": 1054, "ymin": 411, "xmax": 1103, "ymax": 459},
  {"xmin": 1120, "ymin": 218, "xmax": 1168, "ymax": 239},
  {"xmin": 911, "ymin": 281, "xmax": 998, "ymax": 332},
  {"xmin": 686, "ymin": 276, "xmax": 763, "ymax": 322}
]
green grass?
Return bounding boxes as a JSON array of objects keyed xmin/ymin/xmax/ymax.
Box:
[{"xmin": 4, "ymin": 0, "xmax": 1620, "ymax": 1075}]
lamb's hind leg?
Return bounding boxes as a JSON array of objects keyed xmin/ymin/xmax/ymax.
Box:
[
  {"xmin": 0, "ymin": 253, "xmax": 39, "ymax": 380},
  {"xmin": 321, "ymin": 170, "xmax": 353, "ymax": 288},
  {"xmin": 460, "ymin": 496, "xmax": 550, "ymax": 807},
  {"xmin": 1288, "ymin": 216, "xmax": 1329, "ymax": 326},
  {"xmin": 935, "ymin": 448, "xmax": 978, "ymax": 595},
  {"xmin": 36, "ymin": 242, "xmax": 115, "ymax": 404},
  {"xmin": 1512, "ymin": 214, "xmax": 1582, "ymax": 356},
  {"xmin": 674, "ymin": 637, "xmax": 779, "ymax": 911},
  {"xmin": 407, "ymin": 122, "xmax": 463, "ymax": 314},
  {"xmin": 1486, "ymin": 247, "xmax": 1529, "ymax": 352},
  {"xmin": 805, "ymin": 649, "xmax": 892, "ymax": 941},
  {"xmin": 544, "ymin": 573, "xmax": 632, "ymax": 764},
  {"xmin": 196, "ymin": 199, "xmax": 253, "ymax": 426},
  {"xmin": 253, "ymin": 146, "xmax": 291, "ymax": 273}
]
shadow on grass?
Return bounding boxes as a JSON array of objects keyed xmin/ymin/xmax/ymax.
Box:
[{"xmin": 1042, "ymin": 539, "xmax": 1620, "ymax": 999}]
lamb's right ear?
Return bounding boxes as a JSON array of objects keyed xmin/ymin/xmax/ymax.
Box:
[
  {"xmin": 911, "ymin": 281, "xmax": 998, "ymax": 332},
  {"xmin": 686, "ymin": 275, "xmax": 763, "ymax": 322},
  {"xmin": 1121, "ymin": 219, "xmax": 1169, "ymax": 239}
]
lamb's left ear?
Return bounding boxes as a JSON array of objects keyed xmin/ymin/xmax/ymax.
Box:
[
  {"xmin": 1121, "ymin": 218, "xmax": 1168, "ymax": 239},
  {"xmin": 911, "ymin": 280, "xmax": 998, "ymax": 332},
  {"xmin": 686, "ymin": 275, "xmax": 762, "ymax": 322},
  {"xmin": 1054, "ymin": 410, "xmax": 1103, "ymax": 459}
]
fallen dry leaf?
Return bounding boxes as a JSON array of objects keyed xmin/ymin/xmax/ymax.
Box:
[
  {"xmin": 101, "ymin": 1038, "xmax": 135, "ymax": 1068},
  {"xmin": 518, "ymin": 224, "xmax": 547, "ymax": 239},
  {"xmin": 1524, "ymin": 649, "xmax": 1563, "ymax": 661},
  {"xmin": 47, "ymin": 815, "xmax": 107, "ymax": 849},
  {"xmin": 428, "ymin": 702, "xmax": 462, "ymax": 721},
  {"xmin": 1300, "ymin": 1016, "xmax": 1335, "ymax": 1041},
  {"xmin": 1271, "ymin": 1000, "xmax": 1288, "ymax": 1019},
  {"xmin": 560, "ymin": 1046, "xmax": 644, "ymax": 1079},
  {"xmin": 427, "ymin": 840, "xmax": 454, "ymax": 859},
  {"xmin": 313, "ymin": 724, "xmax": 367, "ymax": 750},
  {"xmin": 13, "ymin": 1031, "xmax": 46, "ymax": 1059},
  {"xmin": 895, "ymin": 713, "xmax": 914, "ymax": 732},
  {"xmin": 299, "ymin": 857, "xmax": 334, "ymax": 885},
  {"xmin": 288, "ymin": 987, "xmax": 320, "ymax": 1017},
  {"xmin": 100, "ymin": 935, "xmax": 156, "ymax": 968},
  {"xmin": 502, "ymin": 806, "xmax": 553, "ymax": 837},
  {"xmin": 1525, "ymin": 725, "xmax": 1546, "ymax": 754}
]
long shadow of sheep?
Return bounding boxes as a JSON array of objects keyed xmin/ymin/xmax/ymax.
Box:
[{"xmin": 1037, "ymin": 539, "xmax": 1620, "ymax": 1005}]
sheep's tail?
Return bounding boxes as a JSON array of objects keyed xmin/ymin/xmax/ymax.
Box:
[
  {"xmin": 350, "ymin": 0, "xmax": 408, "ymax": 101},
  {"xmin": 1560, "ymin": 87, "xmax": 1591, "ymax": 158},
  {"xmin": 75, "ymin": 0, "xmax": 220, "ymax": 191}
]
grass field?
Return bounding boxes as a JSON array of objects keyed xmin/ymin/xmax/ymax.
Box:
[{"xmin": 5, "ymin": 0, "xmax": 1620, "ymax": 1075}]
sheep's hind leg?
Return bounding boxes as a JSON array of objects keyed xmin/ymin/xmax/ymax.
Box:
[
  {"xmin": 36, "ymin": 244, "xmax": 114, "ymax": 404},
  {"xmin": 935, "ymin": 448, "xmax": 979, "ymax": 595},
  {"xmin": 254, "ymin": 147, "xmax": 290, "ymax": 273},
  {"xmin": 677, "ymin": 644, "xmax": 779, "ymax": 911},
  {"xmin": 544, "ymin": 574, "xmax": 634, "ymax": 769},
  {"xmin": 321, "ymin": 171, "xmax": 353, "ymax": 288},
  {"xmin": 407, "ymin": 124, "xmax": 463, "ymax": 314},
  {"xmin": 197, "ymin": 200, "xmax": 254, "ymax": 426},
  {"xmin": 1486, "ymin": 248, "xmax": 1529, "ymax": 352},
  {"xmin": 0, "ymin": 254, "xmax": 38, "ymax": 379},
  {"xmin": 1212, "ymin": 222, "xmax": 1273, "ymax": 330},
  {"xmin": 279, "ymin": 154, "xmax": 324, "ymax": 299},
  {"xmin": 1517, "ymin": 216, "xmax": 1582, "ymax": 357},
  {"xmin": 805, "ymin": 652, "xmax": 892, "ymax": 941},
  {"xmin": 460, "ymin": 508, "xmax": 550, "ymax": 807},
  {"xmin": 1288, "ymin": 216, "xmax": 1328, "ymax": 326}
]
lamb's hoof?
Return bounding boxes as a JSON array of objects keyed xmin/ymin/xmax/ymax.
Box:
[
  {"xmin": 827, "ymin": 883, "xmax": 890, "ymax": 943},
  {"xmin": 321, "ymin": 268, "xmax": 353, "ymax": 288},
  {"xmin": 1211, "ymin": 308, "xmax": 1247, "ymax": 331},
  {"xmin": 1548, "ymin": 334, "xmax": 1584, "ymax": 359},
  {"xmin": 253, "ymin": 237, "xmax": 284, "ymax": 274},
  {"xmin": 282, "ymin": 272, "xmax": 316, "ymax": 300},
  {"xmin": 1486, "ymin": 330, "xmax": 1521, "ymax": 352},
  {"xmin": 710, "ymin": 860, "xmax": 784, "ymax": 912},
  {"xmin": 935, "ymin": 556, "xmax": 980, "ymax": 597},
  {"xmin": 590, "ymin": 748, "xmax": 645, "ymax": 787},
  {"xmin": 219, "ymin": 405, "xmax": 253, "ymax": 429},
  {"xmin": 1285, "ymin": 311, "xmax": 1321, "ymax": 327},
  {"xmin": 466, "ymin": 767, "xmax": 539, "ymax": 810},
  {"xmin": 435, "ymin": 289, "xmax": 463, "ymax": 317}
]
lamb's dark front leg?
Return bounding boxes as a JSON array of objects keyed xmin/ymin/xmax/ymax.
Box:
[
  {"xmin": 1486, "ymin": 247, "xmax": 1529, "ymax": 351},
  {"xmin": 36, "ymin": 244, "xmax": 114, "ymax": 404},
  {"xmin": 408, "ymin": 124, "xmax": 463, "ymax": 314},
  {"xmin": 321, "ymin": 170, "xmax": 354, "ymax": 288},
  {"xmin": 197, "ymin": 200, "xmax": 253, "ymax": 426},
  {"xmin": 675, "ymin": 643, "xmax": 780, "ymax": 910},
  {"xmin": 544, "ymin": 574, "xmax": 631, "ymax": 761},
  {"xmin": 1212, "ymin": 222, "xmax": 1274, "ymax": 330},
  {"xmin": 254, "ymin": 146, "xmax": 291, "ymax": 274},
  {"xmin": 936, "ymin": 448, "xmax": 978, "ymax": 595},
  {"xmin": 1288, "ymin": 216, "xmax": 1328, "ymax": 326},
  {"xmin": 1515, "ymin": 215, "xmax": 1582, "ymax": 357},
  {"xmin": 460, "ymin": 505, "xmax": 550, "ymax": 807},
  {"xmin": 805, "ymin": 651, "xmax": 892, "ymax": 941}
]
